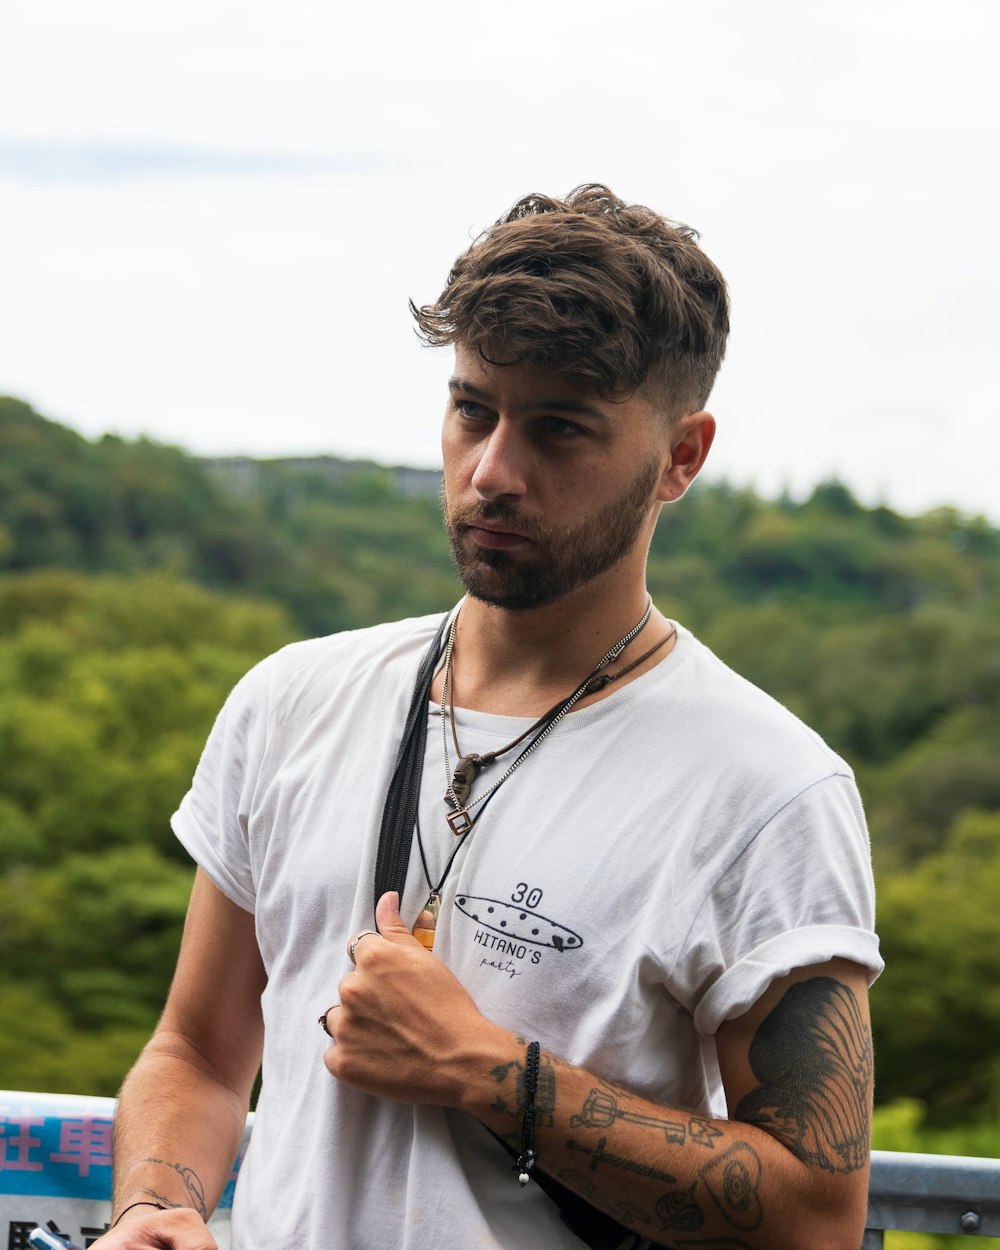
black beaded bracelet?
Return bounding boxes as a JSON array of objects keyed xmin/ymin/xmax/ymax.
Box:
[{"xmin": 515, "ymin": 1041, "xmax": 540, "ymax": 1186}]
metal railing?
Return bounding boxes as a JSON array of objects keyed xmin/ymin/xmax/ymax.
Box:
[
  {"xmin": 3, "ymin": 1094, "xmax": 999, "ymax": 1247},
  {"xmin": 863, "ymin": 1150, "xmax": 1000, "ymax": 1244}
]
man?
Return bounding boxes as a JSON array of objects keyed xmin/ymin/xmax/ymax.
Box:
[{"xmin": 99, "ymin": 184, "xmax": 882, "ymax": 1250}]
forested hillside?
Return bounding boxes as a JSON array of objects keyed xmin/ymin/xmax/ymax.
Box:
[{"xmin": 3, "ymin": 396, "xmax": 999, "ymax": 1227}]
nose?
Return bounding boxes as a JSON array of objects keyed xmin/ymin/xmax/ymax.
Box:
[{"xmin": 470, "ymin": 420, "xmax": 529, "ymax": 502}]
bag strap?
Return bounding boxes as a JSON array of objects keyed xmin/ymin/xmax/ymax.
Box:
[
  {"xmin": 490, "ymin": 1132, "xmax": 651, "ymax": 1250},
  {"xmin": 372, "ymin": 612, "xmax": 651, "ymax": 1250},
  {"xmin": 373, "ymin": 612, "xmax": 451, "ymax": 919}
]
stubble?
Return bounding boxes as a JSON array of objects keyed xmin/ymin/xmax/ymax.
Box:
[{"xmin": 443, "ymin": 455, "xmax": 662, "ymax": 611}]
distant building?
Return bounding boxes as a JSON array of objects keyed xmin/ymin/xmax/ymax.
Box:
[{"xmin": 200, "ymin": 455, "xmax": 442, "ymax": 500}]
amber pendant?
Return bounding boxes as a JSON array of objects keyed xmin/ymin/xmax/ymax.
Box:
[{"xmin": 412, "ymin": 891, "xmax": 441, "ymax": 950}]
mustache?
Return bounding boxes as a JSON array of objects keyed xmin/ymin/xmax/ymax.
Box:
[{"xmin": 447, "ymin": 499, "xmax": 545, "ymax": 541}]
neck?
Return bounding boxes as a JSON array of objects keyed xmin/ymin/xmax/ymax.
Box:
[{"xmin": 437, "ymin": 575, "xmax": 672, "ymax": 717}]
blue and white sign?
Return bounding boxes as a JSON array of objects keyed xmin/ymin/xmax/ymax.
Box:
[{"xmin": 0, "ymin": 1092, "xmax": 245, "ymax": 1249}]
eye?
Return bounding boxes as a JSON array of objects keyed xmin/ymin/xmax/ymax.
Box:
[
  {"xmin": 540, "ymin": 415, "xmax": 587, "ymax": 438},
  {"xmin": 454, "ymin": 398, "xmax": 490, "ymax": 421}
]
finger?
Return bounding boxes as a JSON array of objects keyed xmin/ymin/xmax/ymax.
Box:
[
  {"xmin": 346, "ymin": 929, "xmax": 380, "ymax": 964},
  {"xmin": 318, "ymin": 1002, "xmax": 340, "ymax": 1037},
  {"xmin": 375, "ymin": 890, "xmax": 419, "ymax": 943}
]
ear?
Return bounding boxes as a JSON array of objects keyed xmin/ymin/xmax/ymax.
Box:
[{"xmin": 657, "ymin": 411, "xmax": 716, "ymax": 503}]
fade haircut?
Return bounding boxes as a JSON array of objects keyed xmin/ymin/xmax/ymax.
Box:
[{"xmin": 411, "ymin": 183, "xmax": 730, "ymax": 421}]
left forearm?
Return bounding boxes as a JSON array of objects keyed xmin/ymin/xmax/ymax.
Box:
[{"xmin": 466, "ymin": 1034, "xmax": 866, "ymax": 1250}]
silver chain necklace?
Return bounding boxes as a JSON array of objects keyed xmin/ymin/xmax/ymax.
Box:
[
  {"xmin": 410, "ymin": 597, "xmax": 660, "ymax": 950},
  {"xmin": 439, "ymin": 597, "xmax": 653, "ymax": 836}
]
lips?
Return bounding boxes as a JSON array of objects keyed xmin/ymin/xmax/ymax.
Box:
[{"xmin": 465, "ymin": 524, "xmax": 530, "ymax": 549}]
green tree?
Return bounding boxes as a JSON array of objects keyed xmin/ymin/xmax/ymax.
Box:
[
  {"xmin": 872, "ymin": 810, "xmax": 1000, "ymax": 1118},
  {"xmin": 0, "ymin": 569, "xmax": 296, "ymax": 1094},
  {"xmin": 4, "ymin": 399, "xmax": 1000, "ymax": 1133}
]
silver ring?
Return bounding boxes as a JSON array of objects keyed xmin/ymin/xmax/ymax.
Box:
[
  {"xmin": 317, "ymin": 1004, "xmax": 338, "ymax": 1037},
  {"xmin": 348, "ymin": 929, "xmax": 379, "ymax": 965}
]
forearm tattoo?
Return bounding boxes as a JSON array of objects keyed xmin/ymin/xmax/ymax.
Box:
[
  {"xmin": 655, "ymin": 1183, "xmax": 703, "ymax": 1231},
  {"xmin": 567, "ymin": 1135, "xmax": 677, "ymax": 1184},
  {"xmin": 489, "ymin": 1039, "xmax": 557, "ymax": 1145},
  {"xmin": 128, "ymin": 1158, "xmax": 209, "ymax": 1218},
  {"xmin": 490, "ymin": 980, "xmax": 869, "ymax": 1246},
  {"xmin": 734, "ymin": 976, "xmax": 873, "ymax": 1172},
  {"xmin": 570, "ymin": 1085, "xmax": 723, "ymax": 1151},
  {"xmin": 697, "ymin": 1143, "xmax": 763, "ymax": 1230},
  {"xmin": 552, "ymin": 1075, "xmax": 765, "ymax": 1242}
]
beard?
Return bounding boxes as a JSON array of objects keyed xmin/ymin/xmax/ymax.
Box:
[{"xmin": 443, "ymin": 455, "xmax": 661, "ymax": 611}]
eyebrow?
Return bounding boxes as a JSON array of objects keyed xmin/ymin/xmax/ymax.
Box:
[{"xmin": 447, "ymin": 377, "xmax": 607, "ymax": 422}]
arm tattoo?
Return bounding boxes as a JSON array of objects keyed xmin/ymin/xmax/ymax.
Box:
[
  {"xmin": 489, "ymin": 1047, "xmax": 556, "ymax": 1125},
  {"xmin": 570, "ymin": 1086, "xmax": 687, "ymax": 1144},
  {"xmin": 547, "ymin": 1161, "xmax": 601, "ymax": 1201},
  {"xmin": 734, "ymin": 976, "xmax": 873, "ymax": 1173},
  {"xmin": 698, "ymin": 1143, "xmax": 763, "ymax": 1230},
  {"xmin": 615, "ymin": 1198, "xmax": 654, "ymax": 1227},
  {"xmin": 570, "ymin": 1084, "xmax": 722, "ymax": 1151},
  {"xmin": 656, "ymin": 1183, "xmax": 703, "ymax": 1231},
  {"xmin": 567, "ymin": 1135, "xmax": 676, "ymax": 1184},
  {"xmin": 136, "ymin": 1158, "xmax": 209, "ymax": 1218}
]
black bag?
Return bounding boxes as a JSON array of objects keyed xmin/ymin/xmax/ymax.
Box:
[{"xmin": 373, "ymin": 616, "xmax": 650, "ymax": 1250}]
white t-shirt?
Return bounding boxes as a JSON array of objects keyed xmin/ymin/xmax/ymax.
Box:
[{"xmin": 172, "ymin": 613, "xmax": 883, "ymax": 1250}]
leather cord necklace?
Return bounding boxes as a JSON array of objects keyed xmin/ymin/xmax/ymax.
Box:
[
  {"xmin": 411, "ymin": 600, "xmax": 677, "ymax": 947},
  {"xmin": 440, "ymin": 597, "xmax": 654, "ymax": 834},
  {"xmin": 446, "ymin": 620, "xmax": 676, "ymax": 802}
]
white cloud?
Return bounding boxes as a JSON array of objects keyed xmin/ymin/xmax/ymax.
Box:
[{"xmin": 0, "ymin": 0, "xmax": 997, "ymax": 520}]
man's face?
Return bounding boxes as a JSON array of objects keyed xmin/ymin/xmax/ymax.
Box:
[{"xmin": 441, "ymin": 346, "xmax": 667, "ymax": 611}]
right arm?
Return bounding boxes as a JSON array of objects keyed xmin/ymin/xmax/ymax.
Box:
[{"xmin": 95, "ymin": 868, "xmax": 266, "ymax": 1247}]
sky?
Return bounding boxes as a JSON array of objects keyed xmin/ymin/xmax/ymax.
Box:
[{"xmin": 1, "ymin": 0, "xmax": 998, "ymax": 521}]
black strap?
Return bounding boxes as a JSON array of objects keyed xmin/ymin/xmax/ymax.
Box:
[
  {"xmin": 372, "ymin": 613, "xmax": 651, "ymax": 1250},
  {"xmin": 373, "ymin": 613, "xmax": 450, "ymax": 918},
  {"xmin": 492, "ymin": 1132, "xmax": 650, "ymax": 1250}
]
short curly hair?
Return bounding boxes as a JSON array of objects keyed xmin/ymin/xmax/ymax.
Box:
[{"xmin": 411, "ymin": 183, "xmax": 729, "ymax": 420}]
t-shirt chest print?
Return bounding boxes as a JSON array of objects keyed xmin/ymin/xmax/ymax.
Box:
[{"xmin": 453, "ymin": 880, "xmax": 584, "ymax": 979}]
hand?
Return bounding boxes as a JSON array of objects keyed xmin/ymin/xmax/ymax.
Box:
[
  {"xmin": 323, "ymin": 892, "xmax": 511, "ymax": 1108},
  {"xmin": 88, "ymin": 1206, "xmax": 218, "ymax": 1249}
]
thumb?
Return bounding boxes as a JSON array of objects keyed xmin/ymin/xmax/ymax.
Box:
[{"xmin": 375, "ymin": 890, "xmax": 417, "ymax": 943}]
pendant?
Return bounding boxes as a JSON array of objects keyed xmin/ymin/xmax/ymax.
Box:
[
  {"xmin": 446, "ymin": 806, "xmax": 474, "ymax": 836},
  {"xmin": 448, "ymin": 753, "xmax": 482, "ymax": 807},
  {"xmin": 412, "ymin": 891, "xmax": 441, "ymax": 950}
]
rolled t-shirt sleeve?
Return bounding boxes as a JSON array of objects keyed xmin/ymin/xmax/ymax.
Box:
[
  {"xmin": 675, "ymin": 772, "xmax": 883, "ymax": 1037},
  {"xmin": 171, "ymin": 660, "xmax": 272, "ymax": 912}
]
